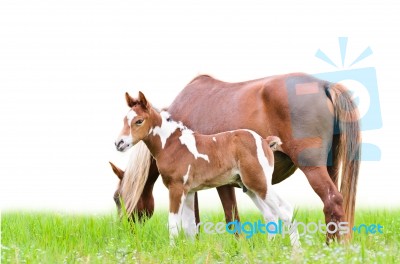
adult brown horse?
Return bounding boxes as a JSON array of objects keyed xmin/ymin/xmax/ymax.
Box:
[{"xmin": 114, "ymin": 72, "xmax": 361, "ymax": 240}]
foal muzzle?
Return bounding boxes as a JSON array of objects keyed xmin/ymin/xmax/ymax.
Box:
[{"xmin": 115, "ymin": 137, "xmax": 133, "ymax": 152}]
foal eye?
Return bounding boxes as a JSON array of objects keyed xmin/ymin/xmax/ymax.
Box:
[{"xmin": 135, "ymin": 119, "xmax": 144, "ymax": 125}]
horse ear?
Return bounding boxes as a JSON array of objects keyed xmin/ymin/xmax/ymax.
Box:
[
  {"xmin": 109, "ymin": 161, "xmax": 124, "ymax": 180},
  {"xmin": 125, "ymin": 92, "xmax": 136, "ymax": 108},
  {"xmin": 138, "ymin": 91, "xmax": 150, "ymax": 111}
]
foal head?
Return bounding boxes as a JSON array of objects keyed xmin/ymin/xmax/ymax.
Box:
[{"xmin": 115, "ymin": 91, "xmax": 154, "ymax": 152}]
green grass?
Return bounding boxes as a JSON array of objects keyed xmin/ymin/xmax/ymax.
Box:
[{"xmin": 1, "ymin": 209, "xmax": 399, "ymax": 263}]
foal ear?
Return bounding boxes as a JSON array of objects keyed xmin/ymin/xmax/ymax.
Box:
[
  {"xmin": 138, "ymin": 91, "xmax": 151, "ymax": 111},
  {"xmin": 125, "ymin": 92, "xmax": 136, "ymax": 108},
  {"xmin": 109, "ymin": 161, "xmax": 124, "ymax": 180}
]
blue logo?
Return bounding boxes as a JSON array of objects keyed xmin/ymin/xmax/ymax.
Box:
[
  {"xmin": 196, "ymin": 220, "xmax": 384, "ymax": 238},
  {"xmin": 313, "ymin": 37, "xmax": 382, "ymax": 161}
]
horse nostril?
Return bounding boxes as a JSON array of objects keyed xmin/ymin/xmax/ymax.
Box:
[{"xmin": 116, "ymin": 139, "xmax": 125, "ymax": 149}]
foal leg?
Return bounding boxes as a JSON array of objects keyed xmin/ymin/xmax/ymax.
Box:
[
  {"xmin": 181, "ymin": 192, "xmax": 197, "ymax": 238},
  {"xmin": 168, "ymin": 183, "xmax": 186, "ymax": 241},
  {"xmin": 245, "ymin": 190, "xmax": 279, "ymax": 229},
  {"xmin": 246, "ymin": 188, "xmax": 300, "ymax": 247},
  {"xmin": 240, "ymin": 166, "xmax": 278, "ymax": 238},
  {"xmin": 265, "ymin": 189, "xmax": 301, "ymax": 247},
  {"xmin": 240, "ymin": 162, "xmax": 300, "ymax": 246}
]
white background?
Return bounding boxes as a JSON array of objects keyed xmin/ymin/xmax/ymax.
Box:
[{"xmin": 1, "ymin": 0, "xmax": 399, "ymax": 214}]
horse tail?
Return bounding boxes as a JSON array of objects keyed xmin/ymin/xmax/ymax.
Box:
[
  {"xmin": 327, "ymin": 83, "xmax": 361, "ymax": 237},
  {"xmin": 120, "ymin": 141, "xmax": 152, "ymax": 216}
]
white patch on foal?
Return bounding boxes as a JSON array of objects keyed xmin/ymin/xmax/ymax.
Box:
[
  {"xmin": 212, "ymin": 136, "xmax": 217, "ymax": 142},
  {"xmin": 183, "ymin": 165, "xmax": 191, "ymax": 185},
  {"xmin": 151, "ymin": 111, "xmax": 209, "ymax": 162},
  {"xmin": 181, "ymin": 192, "xmax": 196, "ymax": 237},
  {"xmin": 179, "ymin": 130, "xmax": 210, "ymax": 162},
  {"xmin": 152, "ymin": 111, "xmax": 184, "ymax": 149},
  {"xmin": 126, "ymin": 109, "xmax": 137, "ymax": 127},
  {"xmin": 246, "ymin": 130, "xmax": 273, "ymax": 191},
  {"xmin": 168, "ymin": 212, "xmax": 180, "ymax": 238},
  {"xmin": 169, "ymin": 192, "xmax": 198, "ymax": 240},
  {"xmin": 168, "ymin": 192, "xmax": 186, "ymax": 238}
]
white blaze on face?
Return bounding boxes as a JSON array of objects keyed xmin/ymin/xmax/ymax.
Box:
[
  {"xmin": 212, "ymin": 137, "xmax": 217, "ymax": 142},
  {"xmin": 126, "ymin": 110, "xmax": 137, "ymax": 127},
  {"xmin": 183, "ymin": 165, "xmax": 191, "ymax": 185},
  {"xmin": 179, "ymin": 130, "xmax": 210, "ymax": 162}
]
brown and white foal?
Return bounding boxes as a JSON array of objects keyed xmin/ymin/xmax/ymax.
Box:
[{"xmin": 115, "ymin": 91, "xmax": 299, "ymax": 246}]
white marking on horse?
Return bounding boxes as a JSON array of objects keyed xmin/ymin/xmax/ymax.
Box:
[
  {"xmin": 126, "ymin": 110, "xmax": 137, "ymax": 127},
  {"xmin": 168, "ymin": 212, "xmax": 180, "ymax": 238},
  {"xmin": 212, "ymin": 137, "xmax": 216, "ymax": 142},
  {"xmin": 116, "ymin": 135, "xmax": 133, "ymax": 151},
  {"xmin": 247, "ymin": 130, "xmax": 273, "ymax": 190},
  {"xmin": 151, "ymin": 111, "xmax": 209, "ymax": 163},
  {"xmin": 181, "ymin": 192, "xmax": 197, "ymax": 237},
  {"xmin": 179, "ymin": 130, "xmax": 210, "ymax": 162},
  {"xmin": 152, "ymin": 111, "xmax": 183, "ymax": 148},
  {"xmin": 169, "ymin": 192, "xmax": 186, "ymax": 239},
  {"xmin": 183, "ymin": 165, "xmax": 191, "ymax": 185}
]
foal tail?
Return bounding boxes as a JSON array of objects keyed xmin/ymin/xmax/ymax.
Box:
[
  {"xmin": 120, "ymin": 141, "xmax": 152, "ymax": 216},
  {"xmin": 328, "ymin": 83, "xmax": 361, "ymax": 238},
  {"xmin": 266, "ymin": 136, "xmax": 282, "ymax": 151}
]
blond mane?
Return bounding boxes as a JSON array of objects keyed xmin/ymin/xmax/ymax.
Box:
[{"xmin": 120, "ymin": 141, "xmax": 152, "ymax": 216}]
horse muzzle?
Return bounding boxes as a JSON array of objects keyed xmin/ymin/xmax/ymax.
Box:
[{"xmin": 115, "ymin": 137, "xmax": 133, "ymax": 152}]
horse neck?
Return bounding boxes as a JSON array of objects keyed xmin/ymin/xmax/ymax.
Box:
[{"xmin": 142, "ymin": 110, "xmax": 183, "ymax": 158}]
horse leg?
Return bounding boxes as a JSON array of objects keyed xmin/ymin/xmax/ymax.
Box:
[
  {"xmin": 327, "ymin": 134, "xmax": 340, "ymax": 188},
  {"xmin": 216, "ymin": 185, "xmax": 240, "ymax": 223},
  {"xmin": 286, "ymin": 136, "xmax": 344, "ymax": 241},
  {"xmin": 168, "ymin": 183, "xmax": 186, "ymax": 240},
  {"xmin": 194, "ymin": 192, "xmax": 200, "ymax": 225},
  {"xmin": 181, "ymin": 192, "xmax": 197, "ymax": 238},
  {"xmin": 300, "ymin": 165, "xmax": 344, "ymax": 242}
]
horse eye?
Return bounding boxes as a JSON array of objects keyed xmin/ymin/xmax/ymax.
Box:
[{"xmin": 135, "ymin": 119, "xmax": 144, "ymax": 125}]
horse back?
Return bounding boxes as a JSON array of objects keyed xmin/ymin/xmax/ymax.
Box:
[{"xmin": 168, "ymin": 73, "xmax": 335, "ymax": 167}]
